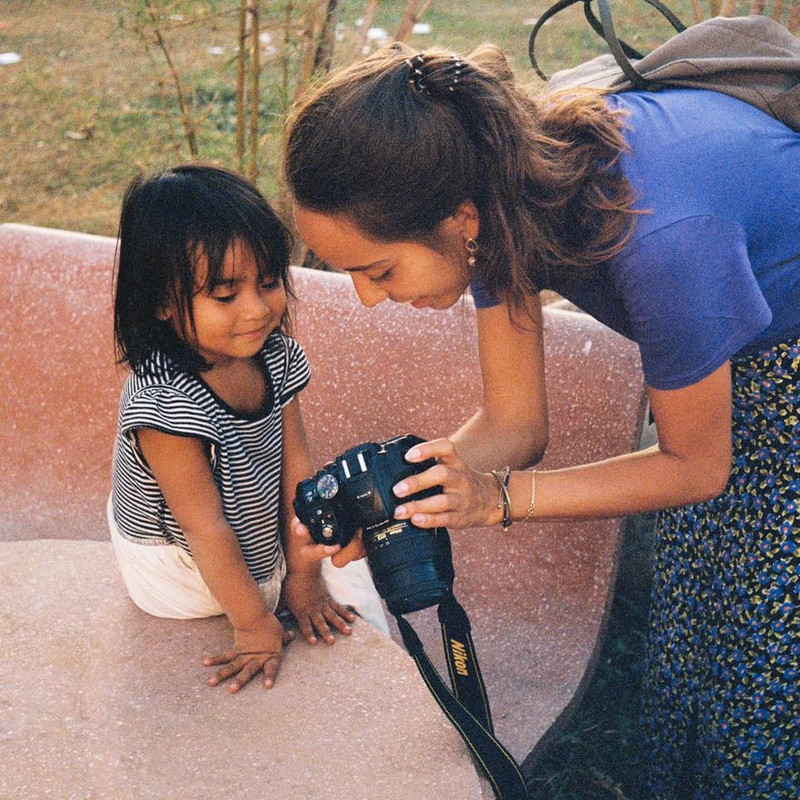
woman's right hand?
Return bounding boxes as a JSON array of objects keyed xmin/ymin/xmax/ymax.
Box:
[
  {"xmin": 391, "ymin": 438, "xmax": 501, "ymax": 530},
  {"xmin": 203, "ymin": 612, "xmax": 294, "ymax": 693}
]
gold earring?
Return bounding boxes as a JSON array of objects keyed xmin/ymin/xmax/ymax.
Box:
[{"xmin": 465, "ymin": 238, "xmax": 479, "ymax": 268}]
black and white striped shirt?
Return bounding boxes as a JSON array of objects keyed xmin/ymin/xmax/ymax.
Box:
[{"xmin": 111, "ymin": 331, "xmax": 310, "ymax": 583}]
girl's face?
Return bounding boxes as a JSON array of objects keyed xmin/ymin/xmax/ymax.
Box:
[
  {"xmin": 161, "ymin": 239, "xmax": 286, "ymax": 367},
  {"xmin": 293, "ymin": 204, "xmax": 478, "ymax": 310}
]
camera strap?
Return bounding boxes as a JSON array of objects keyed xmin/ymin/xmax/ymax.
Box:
[{"xmin": 394, "ymin": 593, "xmax": 530, "ymax": 800}]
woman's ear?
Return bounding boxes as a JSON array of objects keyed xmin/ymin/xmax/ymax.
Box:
[{"xmin": 452, "ymin": 200, "xmax": 480, "ymax": 241}]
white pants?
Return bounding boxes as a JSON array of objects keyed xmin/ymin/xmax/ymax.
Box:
[{"xmin": 107, "ymin": 497, "xmax": 389, "ymax": 635}]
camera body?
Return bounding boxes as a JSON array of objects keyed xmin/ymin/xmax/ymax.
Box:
[{"xmin": 293, "ymin": 434, "xmax": 454, "ymax": 615}]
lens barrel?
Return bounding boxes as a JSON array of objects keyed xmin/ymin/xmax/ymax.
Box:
[{"xmin": 364, "ymin": 521, "xmax": 454, "ymax": 616}]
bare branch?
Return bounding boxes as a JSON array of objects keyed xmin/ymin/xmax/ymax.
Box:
[{"xmin": 353, "ymin": 0, "xmax": 380, "ymax": 58}]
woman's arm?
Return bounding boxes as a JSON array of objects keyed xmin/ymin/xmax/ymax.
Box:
[
  {"xmin": 137, "ymin": 428, "xmax": 290, "ymax": 691},
  {"xmin": 394, "ymin": 361, "xmax": 733, "ymax": 526},
  {"xmin": 451, "ymin": 297, "xmax": 548, "ymax": 471}
]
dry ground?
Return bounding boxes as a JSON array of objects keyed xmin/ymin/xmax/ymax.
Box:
[{"xmin": 1, "ymin": 0, "xmax": 706, "ymax": 236}]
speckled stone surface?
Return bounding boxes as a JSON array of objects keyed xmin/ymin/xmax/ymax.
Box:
[
  {"xmin": 1, "ymin": 223, "xmax": 646, "ymax": 779},
  {"xmin": 290, "ymin": 268, "xmax": 647, "ymax": 768},
  {"xmin": 0, "ymin": 539, "xmax": 489, "ymax": 800}
]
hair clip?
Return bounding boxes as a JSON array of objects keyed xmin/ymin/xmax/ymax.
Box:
[
  {"xmin": 405, "ymin": 52, "xmax": 427, "ymax": 93},
  {"xmin": 446, "ymin": 53, "xmax": 464, "ymax": 92}
]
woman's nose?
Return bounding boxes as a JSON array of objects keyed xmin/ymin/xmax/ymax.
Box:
[{"xmin": 351, "ymin": 275, "xmax": 389, "ymax": 308}]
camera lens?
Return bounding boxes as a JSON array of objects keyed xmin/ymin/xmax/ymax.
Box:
[{"xmin": 364, "ymin": 522, "xmax": 454, "ymax": 616}]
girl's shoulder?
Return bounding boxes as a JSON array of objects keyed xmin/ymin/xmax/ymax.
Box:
[
  {"xmin": 120, "ymin": 352, "xmax": 217, "ymax": 431},
  {"xmin": 259, "ymin": 330, "xmax": 310, "ymax": 406},
  {"xmin": 123, "ymin": 351, "xmax": 194, "ymax": 399},
  {"xmin": 259, "ymin": 330, "xmax": 308, "ymax": 371}
]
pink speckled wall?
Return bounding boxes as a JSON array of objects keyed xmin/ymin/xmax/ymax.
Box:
[
  {"xmin": 291, "ymin": 267, "xmax": 647, "ymax": 763},
  {"xmin": 1, "ymin": 223, "xmax": 646, "ymax": 772}
]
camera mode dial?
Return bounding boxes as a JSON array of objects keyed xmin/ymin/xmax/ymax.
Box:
[{"xmin": 316, "ymin": 473, "xmax": 339, "ymax": 500}]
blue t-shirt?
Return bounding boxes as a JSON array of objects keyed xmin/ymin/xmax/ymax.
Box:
[{"xmin": 472, "ymin": 89, "xmax": 800, "ymax": 390}]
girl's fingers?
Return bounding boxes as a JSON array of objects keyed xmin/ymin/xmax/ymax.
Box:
[
  {"xmin": 203, "ymin": 649, "xmax": 239, "ymax": 667},
  {"xmin": 260, "ymin": 654, "xmax": 283, "ymax": 689},
  {"xmin": 330, "ymin": 532, "xmax": 366, "ymax": 566},
  {"xmin": 324, "ymin": 604, "xmax": 354, "ymax": 636},
  {"xmin": 208, "ymin": 660, "xmax": 243, "ymax": 686},
  {"xmin": 227, "ymin": 658, "xmax": 265, "ymax": 693},
  {"xmin": 309, "ymin": 612, "xmax": 334, "ymax": 644},
  {"xmin": 204, "ymin": 638, "xmax": 291, "ymax": 689}
]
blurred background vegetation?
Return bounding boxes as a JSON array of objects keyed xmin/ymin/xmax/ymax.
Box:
[
  {"xmin": 1, "ymin": 0, "xmax": 759, "ymax": 237},
  {"xmin": 1, "ymin": 2, "xmax": 793, "ymax": 797}
]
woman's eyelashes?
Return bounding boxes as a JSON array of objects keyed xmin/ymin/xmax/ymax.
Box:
[{"xmin": 370, "ymin": 268, "xmax": 393, "ymax": 284}]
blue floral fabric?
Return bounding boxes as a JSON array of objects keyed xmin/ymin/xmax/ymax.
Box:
[{"xmin": 637, "ymin": 339, "xmax": 799, "ymax": 799}]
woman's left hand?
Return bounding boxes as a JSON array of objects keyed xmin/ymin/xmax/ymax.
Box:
[{"xmin": 391, "ymin": 438, "xmax": 500, "ymax": 530}]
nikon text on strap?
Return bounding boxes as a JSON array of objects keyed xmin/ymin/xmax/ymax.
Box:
[{"xmin": 394, "ymin": 592, "xmax": 530, "ymax": 800}]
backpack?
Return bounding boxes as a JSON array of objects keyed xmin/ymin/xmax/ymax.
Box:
[{"xmin": 528, "ymin": 1, "xmax": 800, "ymax": 132}]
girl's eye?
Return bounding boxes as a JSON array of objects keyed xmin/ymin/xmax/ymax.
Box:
[
  {"xmin": 212, "ymin": 291, "xmax": 237, "ymax": 304},
  {"xmin": 261, "ymin": 279, "xmax": 281, "ymax": 291}
]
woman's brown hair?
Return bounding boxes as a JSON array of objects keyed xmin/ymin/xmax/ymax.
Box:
[{"xmin": 284, "ymin": 42, "xmax": 636, "ymax": 316}]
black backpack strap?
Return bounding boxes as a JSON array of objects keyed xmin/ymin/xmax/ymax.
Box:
[
  {"xmin": 529, "ymin": 0, "xmax": 686, "ymax": 82},
  {"xmin": 528, "ymin": 0, "xmax": 583, "ymax": 81},
  {"xmin": 596, "ymin": 0, "xmax": 685, "ymax": 89},
  {"xmin": 395, "ymin": 613, "xmax": 530, "ymax": 800}
]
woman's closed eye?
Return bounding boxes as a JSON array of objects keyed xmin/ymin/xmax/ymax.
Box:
[{"xmin": 370, "ymin": 268, "xmax": 393, "ymax": 284}]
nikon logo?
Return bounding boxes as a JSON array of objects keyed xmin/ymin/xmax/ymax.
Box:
[{"xmin": 450, "ymin": 639, "xmax": 469, "ymax": 676}]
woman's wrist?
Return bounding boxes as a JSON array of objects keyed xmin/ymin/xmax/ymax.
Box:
[{"xmin": 489, "ymin": 469, "xmax": 538, "ymax": 529}]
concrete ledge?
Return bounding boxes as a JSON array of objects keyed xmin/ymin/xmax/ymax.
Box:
[
  {"xmin": 1, "ymin": 539, "xmax": 491, "ymax": 800},
  {"xmin": 0, "ymin": 223, "xmax": 647, "ymax": 787}
]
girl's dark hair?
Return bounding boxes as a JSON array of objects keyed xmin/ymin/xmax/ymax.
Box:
[
  {"xmin": 284, "ymin": 43, "xmax": 636, "ymax": 315},
  {"xmin": 114, "ymin": 163, "xmax": 293, "ymax": 375}
]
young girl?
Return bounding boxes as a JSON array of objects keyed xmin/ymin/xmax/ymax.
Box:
[
  {"xmin": 285, "ymin": 44, "xmax": 800, "ymax": 798},
  {"xmin": 110, "ymin": 163, "xmax": 387, "ymax": 693}
]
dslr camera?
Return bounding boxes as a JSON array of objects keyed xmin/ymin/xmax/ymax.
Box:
[{"xmin": 293, "ymin": 434, "xmax": 454, "ymax": 616}]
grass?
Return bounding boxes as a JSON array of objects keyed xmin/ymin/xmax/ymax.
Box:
[
  {"xmin": 1, "ymin": 0, "xmax": 708, "ymax": 235},
  {"xmin": 525, "ymin": 517, "xmax": 655, "ymax": 800}
]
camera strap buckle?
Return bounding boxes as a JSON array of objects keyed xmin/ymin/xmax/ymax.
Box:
[{"xmin": 394, "ymin": 593, "xmax": 530, "ymax": 800}]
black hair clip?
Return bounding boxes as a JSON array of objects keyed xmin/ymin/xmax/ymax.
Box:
[
  {"xmin": 445, "ymin": 54, "xmax": 464, "ymax": 92},
  {"xmin": 405, "ymin": 52, "xmax": 427, "ymax": 93}
]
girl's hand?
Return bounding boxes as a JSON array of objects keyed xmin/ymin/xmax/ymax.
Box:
[
  {"xmin": 392, "ymin": 438, "xmax": 500, "ymax": 530},
  {"xmin": 203, "ymin": 612, "xmax": 294, "ymax": 693},
  {"xmin": 282, "ymin": 570, "xmax": 356, "ymax": 645},
  {"xmin": 289, "ymin": 516, "xmax": 343, "ymax": 569},
  {"xmin": 292, "ymin": 516, "xmax": 367, "ymax": 568}
]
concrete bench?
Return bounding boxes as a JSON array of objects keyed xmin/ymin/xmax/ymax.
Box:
[{"xmin": 0, "ymin": 222, "xmax": 646, "ymax": 795}]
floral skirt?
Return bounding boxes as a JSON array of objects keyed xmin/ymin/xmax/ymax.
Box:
[{"xmin": 637, "ymin": 340, "xmax": 800, "ymax": 800}]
